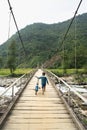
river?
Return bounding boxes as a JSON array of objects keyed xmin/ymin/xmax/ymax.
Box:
[
  {"xmin": 57, "ymin": 84, "xmax": 87, "ymax": 99},
  {"xmin": 0, "ymin": 86, "xmax": 20, "ymax": 96}
]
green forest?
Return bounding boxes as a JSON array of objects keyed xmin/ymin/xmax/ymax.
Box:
[{"xmin": 0, "ymin": 13, "xmax": 87, "ymax": 69}]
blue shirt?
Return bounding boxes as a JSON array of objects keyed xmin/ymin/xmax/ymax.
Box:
[
  {"xmin": 39, "ymin": 76, "xmax": 48, "ymax": 86},
  {"xmin": 35, "ymin": 85, "xmax": 38, "ymax": 91}
]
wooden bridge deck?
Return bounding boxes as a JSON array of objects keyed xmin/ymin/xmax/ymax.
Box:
[{"xmin": 1, "ymin": 69, "xmax": 79, "ymax": 130}]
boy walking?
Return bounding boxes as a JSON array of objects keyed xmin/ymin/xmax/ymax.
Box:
[
  {"xmin": 35, "ymin": 83, "xmax": 39, "ymax": 95},
  {"xmin": 36, "ymin": 72, "xmax": 49, "ymax": 95}
]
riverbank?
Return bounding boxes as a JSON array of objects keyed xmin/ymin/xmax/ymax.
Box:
[
  {"xmin": 0, "ymin": 77, "xmax": 17, "ymax": 88},
  {"xmin": 61, "ymin": 75, "xmax": 87, "ymax": 86},
  {"xmin": 58, "ymin": 75, "xmax": 87, "ymax": 99}
]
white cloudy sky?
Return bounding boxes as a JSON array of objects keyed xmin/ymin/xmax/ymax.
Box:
[{"xmin": 0, "ymin": 0, "xmax": 87, "ymax": 44}]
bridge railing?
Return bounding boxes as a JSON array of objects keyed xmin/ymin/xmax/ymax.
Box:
[
  {"xmin": 46, "ymin": 70, "xmax": 87, "ymax": 104},
  {"xmin": 0, "ymin": 69, "xmax": 36, "ymax": 106},
  {"xmin": 46, "ymin": 70, "xmax": 87, "ymax": 130}
]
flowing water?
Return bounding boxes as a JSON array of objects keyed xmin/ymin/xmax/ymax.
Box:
[
  {"xmin": 57, "ymin": 84, "xmax": 87, "ymax": 99},
  {"xmin": 0, "ymin": 86, "xmax": 20, "ymax": 96}
]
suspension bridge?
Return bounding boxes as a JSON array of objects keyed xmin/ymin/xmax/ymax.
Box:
[
  {"xmin": 0, "ymin": 0, "xmax": 87, "ymax": 129},
  {"xmin": 0, "ymin": 69, "xmax": 87, "ymax": 130}
]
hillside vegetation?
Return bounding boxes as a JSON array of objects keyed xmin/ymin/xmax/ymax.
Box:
[{"xmin": 0, "ymin": 13, "xmax": 87, "ymax": 69}]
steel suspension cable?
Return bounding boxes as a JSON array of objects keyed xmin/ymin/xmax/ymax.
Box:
[
  {"xmin": 8, "ymin": 11, "xmax": 11, "ymax": 39},
  {"xmin": 59, "ymin": 0, "xmax": 83, "ymax": 51},
  {"xmin": 74, "ymin": 16, "xmax": 77, "ymax": 71},
  {"xmin": 7, "ymin": 0, "xmax": 26, "ymax": 56}
]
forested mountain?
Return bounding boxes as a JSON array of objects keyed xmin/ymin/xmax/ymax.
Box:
[{"xmin": 0, "ymin": 13, "xmax": 87, "ymax": 68}]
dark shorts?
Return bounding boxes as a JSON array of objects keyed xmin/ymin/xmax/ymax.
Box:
[
  {"xmin": 42, "ymin": 83, "xmax": 46, "ymax": 88},
  {"xmin": 35, "ymin": 86, "xmax": 38, "ymax": 91}
]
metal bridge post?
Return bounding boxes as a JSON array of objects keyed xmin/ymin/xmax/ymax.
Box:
[
  {"xmin": 68, "ymin": 88, "xmax": 71, "ymax": 106},
  {"xmin": 12, "ymin": 86, "xmax": 14, "ymax": 98}
]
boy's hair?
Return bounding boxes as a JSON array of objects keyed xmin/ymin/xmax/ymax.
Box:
[{"xmin": 42, "ymin": 72, "xmax": 45, "ymax": 75}]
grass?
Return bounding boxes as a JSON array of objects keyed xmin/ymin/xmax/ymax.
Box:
[
  {"xmin": 83, "ymin": 118, "xmax": 87, "ymax": 126},
  {"xmin": 14, "ymin": 68, "xmax": 32, "ymax": 75},
  {"xmin": 0, "ymin": 68, "xmax": 33, "ymax": 77},
  {"xmin": 48, "ymin": 68, "xmax": 86, "ymax": 75},
  {"xmin": 0, "ymin": 69, "xmax": 10, "ymax": 76},
  {"xmin": 47, "ymin": 68, "xmax": 75, "ymax": 77},
  {"xmin": 47, "ymin": 68, "xmax": 87, "ymax": 84}
]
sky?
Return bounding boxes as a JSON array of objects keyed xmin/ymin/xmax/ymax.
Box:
[{"xmin": 0, "ymin": 0, "xmax": 87, "ymax": 45}]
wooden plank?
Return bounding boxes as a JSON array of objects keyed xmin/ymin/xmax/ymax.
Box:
[
  {"xmin": 7, "ymin": 113, "xmax": 71, "ymax": 118},
  {"xmin": 11, "ymin": 109, "xmax": 68, "ymax": 114},
  {"xmin": 7, "ymin": 118, "xmax": 74, "ymax": 123},
  {"xmin": 1, "ymin": 123, "xmax": 78, "ymax": 130}
]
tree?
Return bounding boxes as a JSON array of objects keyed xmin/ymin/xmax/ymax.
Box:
[
  {"xmin": 7, "ymin": 40, "xmax": 16, "ymax": 75},
  {"xmin": 0, "ymin": 56, "xmax": 3, "ymax": 68}
]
